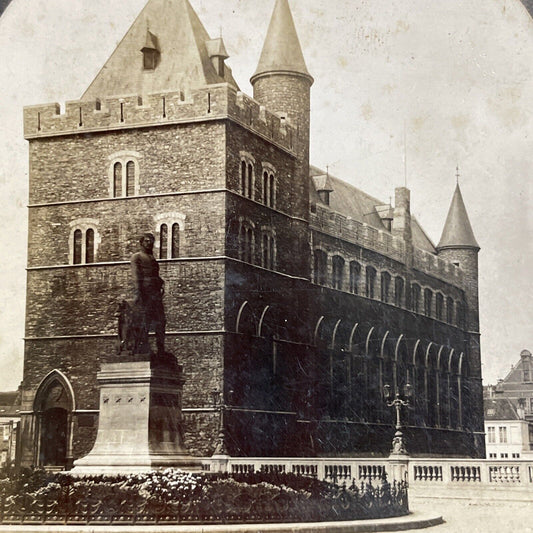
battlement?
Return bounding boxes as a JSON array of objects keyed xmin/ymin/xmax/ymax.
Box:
[
  {"xmin": 311, "ymin": 204, "xmax": 464, "ymax": 287},
  {"xmin": 23, "ymin": 84, "xmax": 296, "ymax": 152}
]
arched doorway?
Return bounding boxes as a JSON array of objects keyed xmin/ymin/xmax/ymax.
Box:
[{"xmin": 33, "ymin": 372, "xmax": 75, "ymax": 468}]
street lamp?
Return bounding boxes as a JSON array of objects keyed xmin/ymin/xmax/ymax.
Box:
[{"xmin": 384, "ymin": 383, "xmax": 412, "ymax": 456}]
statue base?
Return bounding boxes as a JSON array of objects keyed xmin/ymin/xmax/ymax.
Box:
[{"xmin": 72, "ymin": 353, "xmax": 202, "ymax": 474}]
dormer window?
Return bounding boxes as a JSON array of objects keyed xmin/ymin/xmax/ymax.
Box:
[{"xmin": 141, "ymin": 30, "xmax": 160, "ymax": 71}]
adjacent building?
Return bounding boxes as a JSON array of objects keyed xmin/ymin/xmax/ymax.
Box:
[{"xmin": 18, "ymin": 0, "xmax": 485, "ymax": 469}]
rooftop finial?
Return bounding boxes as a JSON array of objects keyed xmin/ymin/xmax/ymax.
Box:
[{"xmin": 456, "ymin": 165, "xmax": 460, "ymax": 185}]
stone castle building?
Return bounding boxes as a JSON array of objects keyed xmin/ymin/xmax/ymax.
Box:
[{"xmin": 18, "ymin": 0, "xmax": 484, "ymax": 468}]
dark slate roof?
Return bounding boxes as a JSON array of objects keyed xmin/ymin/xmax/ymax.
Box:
[
  {"xmin": 82, "ymin": 0, "xmax": 238, "ymax": 101},
  {"xmin": 484, "ymin": 397, "xmax": 520, "ymax": 420},
  {"xmin": 251, "ymin": 0, "xmax": 312, "ymax": 84},
  {"xmin": 437, "ymin": 184, "xmax": 479, "ymax": 250},
  {"xmin": 0, "ymin": 391, "xmax": 20, "ymax": 416},
  {"xmin": 309, "ymin": 166, "xmax": 436, "ymax": 253}
]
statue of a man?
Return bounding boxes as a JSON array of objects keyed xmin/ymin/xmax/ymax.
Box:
[{"xmin": 130, "ymin": 233, "xmax": 166, "ymax": 355}]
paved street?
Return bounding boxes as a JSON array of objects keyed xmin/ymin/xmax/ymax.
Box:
[{"xmin": 399, "ymin": 500, "xmax": 533, "ymax": 533}]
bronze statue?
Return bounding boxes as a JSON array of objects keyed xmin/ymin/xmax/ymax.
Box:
[{"xmin": 116, "ymin": 233, "xmax": 166, "ymax": 355}]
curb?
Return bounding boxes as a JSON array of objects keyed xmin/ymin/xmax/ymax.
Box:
[{"xmin": 0, "ymin": 512, "xmax": 444, "ymax": 532}]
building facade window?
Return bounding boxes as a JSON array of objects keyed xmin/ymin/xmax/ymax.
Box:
[
  {"xmin": 456, "ymin": 301, "xmax": 465, "ymax": 328},
  {"xmin": 410, "ymin": 283, "xmax": 420, "ymax": 313},
  {"xmin": 239, "ymin": 153, "xmax": 255, "ymax": 200},
  {"xmin": 436, "ymin": 293, "xmax": 444, "ymax": 320},
  {"xmin": 155, "ymin": 213, "xmax": 186, "ymax": 260},
  {"xmin": 523, "ymin": 362, "xmax": 531, "ymax": 383},
  {"xmin": 239, "ymin": 222, "xmax": 255, "ymax": 263},
  {"xmin": 487, "ymin": 426, "xmax": 495, "ymax": 443},
  {"xmin": 381, "ymin": 272, "xmax": 391, "ymax": 303},
  {"xmin": 366, "ymin": 266, "xmax": 376, "ymax": 299},
  {"xmin": 261, "ymin": 231, "xmax": 275, "ymax": 270},
  {"xmin": 447, "ymin": 297, "xmax": 454, "ymax": 324},
  {"xmin": 109, "ymin": 151, "xmax": 141, "ymax": 197},
  {"xmin": 395, "ymin": 276, "xmax": 404, "ymax": 307},
  {"xmin": 424, "ymin": 288, "xmax": 433, "ymax": 317},
  {"xmin": 262, "ymin": 164, "xmax": 276, "ymax": 208},
  {"xmin": 69, "ymin": 220, "xmax": 100, "ymax": 265},
  {"xmin": 332, "ymin": 256, "xmax": 344, "ymax": 290},
  {"xmin": 313, "ymin": 249, "xmax": 328, "ymax": 285},
  {"xmin": 499, "ymin": 426, "xmax": 507, "ymax": 443},
  {"xmin": 349, "ymin": 261, "xmax": 361, "ymax": 294}
]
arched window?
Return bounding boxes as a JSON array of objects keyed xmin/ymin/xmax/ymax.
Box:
[
  {"xmin": 238, "ymin": 222, "xmax": 255, "ymax": 264},
  {"xmin": 410, "ymin": 283, "xmax": 420, "ymax": 312},
  {"xmin": 381, "ymin": 272, "xmax": 391, "ymax": 303},
  {"xmin": 73, "ymin": 230, "xmax": 82, "ymax": 265},
  {"xmin": 109, "ymin": 153, "xmax": 140, "ymax": 197},
  {"xmin": 436, "ymin": 293, "xmax": 444, "ymax": 320},
  {"xmin": 126, "ymin": 161, "xmax": 135, "ymax": 197},
  {"xmin": 332, "ymin": 256, "xmax": 344, "ymax": 290},
  {"xmin": 247, "ymin": 163, "xmax": 253, "ymax": 199},
  {"xmin": 241, "ymin": 160, "xmax": 247, "ymax": 196},
  {"xmin": 424, "ymin": 288, "xmax": 433, "ymax": 317},
  {"xmin": 171, "ymin": 223, "xmax": 180, "ymax": 258},
  {"xmin": 395, "ymin": 277, "xmax": 404, "ymax": 307},
  {"xmin": 313, "ymin": 249, "xmax": 328, "ymax": 285},
  {"xmin": 262, "ymin": 171, "xmax": 269, "ymax": 205},
  {"xmin": 349, "ymin": 261, "xmax": 361, "ymax": 294},
  {"xmin": 366, "ymin": 266, "xmax": 376, "ymax": 299},
  {"xmin": 262, "ymin": 232, "xmax": 275, "ymax": 270},
  {"xmin": 262, "ymin": 166, "xmax": 276, "ymax": 208},
  {"xmin": 85, "ymin": 229, "xmax": 95, "ymax": 264},
  {"xmin": 113, "ymin": 162, "xmax": 122, "ymax": 197},
  {"xmin": 159, "ymin": 224, "xmax": 168, "ymax": 259},
  {"xmin": 69, "ymin": 221, "xmax": 99, "ymax": 265},
  {"xmin": 446, "ymin": 297, "xmax": 454, "ymax": 324},
  {"xmin": 456, "ymin": 301, "xmax": 464, "ymax": 328}
]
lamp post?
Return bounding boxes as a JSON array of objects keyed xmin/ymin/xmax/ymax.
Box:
[{"xmin": 384, "ymin": 383, "xmax": 412, "ymax": 456}]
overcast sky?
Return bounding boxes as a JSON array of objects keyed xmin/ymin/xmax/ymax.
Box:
[{"xmin": 0, "ymin": 0, "xmax": 531, "ymax": 390}]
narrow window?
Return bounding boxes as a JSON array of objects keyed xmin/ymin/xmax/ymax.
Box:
[
  {"xmin": 85, "ymin": 229, "xmax": 95, "ymax": 264},
  {"xmin": 171, "ymin": 223, "xmax": 180, "ymax": 258},
  {"xmin": 160, "ymin": 224, "xmax": 168, "ymax": 259},
  {"xmin": 332, "ymin": 256, "xmax": 344, "ymax": 290},
  {"xmin": 244, "ymin": 227, "xmax": 253, "ymax": 263},
  {"xmin": 436, "ymin": 293, "xmax": 444, "ymax": 320},
  {"xmin": 381, "ymin": 272, "xmax": 391, "ymax": 303},
  {"xmin": 126, "ymin": 161, "xmax": 135, "ymax": 197},
  {"xmin": 424, "ymin": 288, "xmax": 433, "ymax": 317},
  {"xmin": 73, "ymin": 230, "xmax": 83, "ymax": 265},
  {"xmin": 269, "ymin": 173, "xmax": 275, "ymax": 207},
  {"xmin": 247, "ymin": 163, "xmax": 253, "ymax": 199},
  {"xmin": 447, "ymin": 297, "xmax": 454, "ymax": 324},
  {"xmin": 95, "ymin": 99, "xmax": 101, "ymax": 111},
  {"xmin": 524, "ymin": 363, "xmax": 531, "ymax": 383},
  {"xmin": 241, "ymin": 161, "xmax": 247, "ymax": 196},
  {"xmin": 113, "ymin": 162, "xmax": 122, "ymax": 197},
  {"xmin": 411, "ymin": 284, "xmax": 420, "ymax": 313},
  {"xmin": 349, "ymin": 261, "xmax": 361, "ymax": 294},
  {"xmin": 313, "ymin": 250, "xmax": 328, "ymax": 285},
  {"xmin": 263, "ymin": 171, "xmax": 269, "ymax": 205},
  {"xmin": 395, "ymin": 277, "xmax": 404, "ymax": 307},
  {"xmin": 487, "ymin": 426, "xmax": 495, "ymax": 443},
  {"xmin": 366, "ymin": 266, "xmax": 376, "ymax": 299},
  {"xmin": 499, "ymin": 427, "xmax": 507, "ymax": 443}
]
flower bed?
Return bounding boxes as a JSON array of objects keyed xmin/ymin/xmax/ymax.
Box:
[{"xmin": 0, "ymin": 468, "xmax": 408, "ymax": 525}]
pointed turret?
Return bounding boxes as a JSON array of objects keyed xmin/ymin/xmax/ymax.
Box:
[
  {"xmin": 250, "ymin": 0, "xmax": 313, "ymax": 84},
  {"xmin": 81, "ymin": 0, "xmax": 238, "ymax": 101},
  {"xmin": 437, "ymin": 184, "xmax": 479, "ymax": 251},
  {"xmin": 251, "ymin": 0, "xmax": 313, "ymax": 221}
]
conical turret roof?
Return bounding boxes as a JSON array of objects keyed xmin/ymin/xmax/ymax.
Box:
[
  {"xmin": 82, "ymin": 0, "xmax": 238, "ymax": 101},
  {"xmin": 251, "ymin": 0, "xmax": 312, "ymax": 84},
  {"xmin": 437, "ymin": 184, "xmax": 479, "ymax": 250}
]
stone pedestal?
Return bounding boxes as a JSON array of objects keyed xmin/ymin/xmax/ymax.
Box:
[{"xmin": 73, "ymin": 354, "xmax": 201, "ymax": 474}]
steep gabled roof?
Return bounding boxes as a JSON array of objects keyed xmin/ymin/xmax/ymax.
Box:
[
  {"xmin": 520, "ymin": 0, "xmax": 533, "ymax": 19},
  {"xmin": 251, "ymin": 0, "xmax": 312, "ymax": 84},
  {"xmin": 437, "ymin": 184, "xmax": 479, "ymax": 250},
  {"xmin": 484, "ymin": 397, "xmax": 520, "ymax": 421},
  {"xmin": 82, "ymin": 0, "xmax": 238, "ymax": 101},
  {"xmin": 309, "ymin": 166, "xmax": 436, "ymax": 253}
]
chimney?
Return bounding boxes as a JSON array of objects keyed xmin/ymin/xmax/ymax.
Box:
[{"xmin": 392, "ymin": 187, "xmax": 412, "ymax": 243}]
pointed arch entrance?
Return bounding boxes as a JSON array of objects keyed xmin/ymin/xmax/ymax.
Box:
[{"xmin": 33, "ymin": 371, "xmax": 75, "ymax": 468}]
